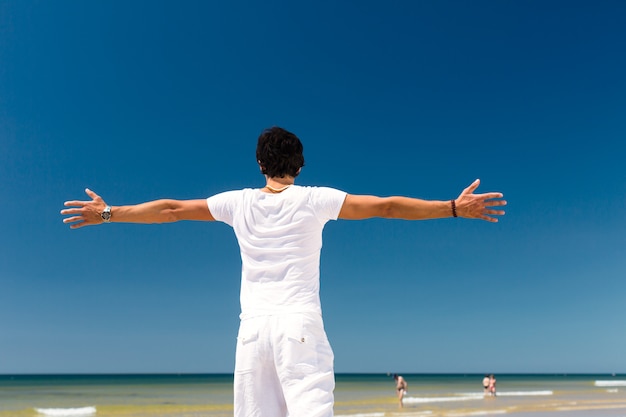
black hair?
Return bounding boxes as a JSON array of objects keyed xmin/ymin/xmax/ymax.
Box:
[{"xmin": 256, "ymin": 126, "xmax": 305, "ymax": 178}]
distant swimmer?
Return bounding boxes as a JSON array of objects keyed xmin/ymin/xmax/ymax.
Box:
[
  {"xmin": 489, "ymin": 374, "xmax": 497, "ymax": 397},
  {"xmin": 482, "ymin": 374, "xmax": 491, "ymax": 395},
  {"xmin": 393, "ymin": 374, "xmax": 408, "ymax": 408}
]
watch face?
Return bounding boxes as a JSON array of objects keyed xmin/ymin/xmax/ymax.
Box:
[{"xmin": 102, "ymin": 208, "xmax": 111, "ymax": 222}]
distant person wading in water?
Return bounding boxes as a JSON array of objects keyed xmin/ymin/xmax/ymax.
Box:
[
  {"xmin": 483, "ymin": 374, "xmax": 491, "ymax": 395},
  {"xmin": 394, "ymin": 374, "xmax": 408, "ymax": 408},
  {"xmin": 483, "ymin": 374, "xmax": 497, "ymax": 397}
]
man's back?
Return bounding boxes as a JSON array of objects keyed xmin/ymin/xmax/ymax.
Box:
[{"xmin": 207, "ymin": 185, "xmax": 346, "ymax": 319}]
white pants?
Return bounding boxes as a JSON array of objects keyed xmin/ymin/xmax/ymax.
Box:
[{"xmin": 234, "ymin": 313, "xmax": 335, "ymax": 417}]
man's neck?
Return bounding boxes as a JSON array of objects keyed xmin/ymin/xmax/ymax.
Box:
[{"xmin": 263, "ymin": 176, "xmax": 295, "ymax": 193}]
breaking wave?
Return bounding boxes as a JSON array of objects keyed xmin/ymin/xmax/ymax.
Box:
[
  {"xmin": 595, "ymin": 380, "xmax": 626, "ymax": 387},
  {"xmin": 35, "ymin": 406, "xmax": 96, "ymax": 416}
]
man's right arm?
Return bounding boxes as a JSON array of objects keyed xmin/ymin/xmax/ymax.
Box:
[{"xmin": 61, "ymin": 188, "xmax": 214, "ymax": 229}]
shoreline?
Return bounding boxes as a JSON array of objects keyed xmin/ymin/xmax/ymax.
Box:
[{"xmin": 2, "ymin": 373, "xmax": 624, "ymax": 417}]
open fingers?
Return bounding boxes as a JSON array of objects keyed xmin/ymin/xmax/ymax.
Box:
[
  {"xmin": 85, "ymin": 188, "xmax": 100, "ymax": 200},
  {"xmin": 61, "ymin": 188, "xmax": 106, "ymax": 228},
  {"xmin": 481, "ymin": 215, "xmax": 499, "ymax": 223},
  {"xmin": 484, "ymin": 199, "xmax": 507, "ymax": 207},
  {"xmin": 479, "ymin": 207, "xmax": 506, "ymax": 222},
  {"xmin": 485, "ymin": 208, "xmax": 506, "ymax": 216},
  {"xmin": 60, "ymin": 207, "xmax": 85, "ymax": 215},
  {"xmin": 63, "ymin": 215, "xmax": 84, "ymax": 225},
  {"xmin": 63, "ymin": 200, "xmax": 89, "ymax": 207},
  {"xmin": 462, "ymin": 179, "xmax": 481, "ymax": 195},
  {"xmin": 68, "ymin": 220, "xmax": 89, "ymax": 229},
  {"xmin": 478, "ymin": 192, "xmax": 505, "ymax": 201},
  {"xmin": 63, "ymin": 189, "xmax": 100, "ymax": 208}
]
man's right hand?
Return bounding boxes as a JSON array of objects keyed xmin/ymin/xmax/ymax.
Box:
[{"xmin": 61, "ymin": 188, "xmax": 108, "ymax": 229}]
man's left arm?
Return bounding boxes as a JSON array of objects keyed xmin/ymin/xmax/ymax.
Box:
[{"xmin": 338, "ymin": 179, "xmax": 506, "ymax": 222}]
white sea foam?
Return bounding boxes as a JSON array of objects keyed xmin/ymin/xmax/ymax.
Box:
[
  {"xmin": 404, "ymin": 394, "xmax": 484, "ymax": 404},
  {"xmin": 595, "ymin": 380, "xmax": 626, "ymax": 387},
  {"xmin": 336, "ymin": 413, "xmax": 432, "ymax": 417},
  {"xmin": 403, "ymin": 390, "xmax": 552, "ymax": 405},
  {"xmin": 497, "ymin": 390, "xmax": 553, "ymax": 396},
  {"xmin": 35, "ymin": 406, "xmax": 96, "ymax": 416}
]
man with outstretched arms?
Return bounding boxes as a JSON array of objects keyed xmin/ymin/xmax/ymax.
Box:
[{"xmin": 62, "ymin": 126, "xmax": 506, "ymax": 417}]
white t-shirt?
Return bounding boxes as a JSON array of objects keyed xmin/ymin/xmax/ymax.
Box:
[{"xmin": 207, "ymin": 185, "xmax": 347, "ymax": 319}]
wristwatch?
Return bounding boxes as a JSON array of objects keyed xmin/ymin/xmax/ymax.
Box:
[{"xmin": 101, "ymin": 205, "xmax": 112, "ymax": 223}]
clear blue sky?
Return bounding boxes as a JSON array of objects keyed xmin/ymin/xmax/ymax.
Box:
[{"xmin": 1, "ymin": 0, "xmax": 624, "ymax": 375}]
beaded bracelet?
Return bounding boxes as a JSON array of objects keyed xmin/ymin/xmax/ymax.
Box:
[{"xmin": 451, "ymin": 200, "xmax": 457, "ymax": 217}]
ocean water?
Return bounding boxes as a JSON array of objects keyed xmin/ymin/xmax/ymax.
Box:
[{"xmin": 1, "ymin": 374, "xmax": 625, "ymax": 417}]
